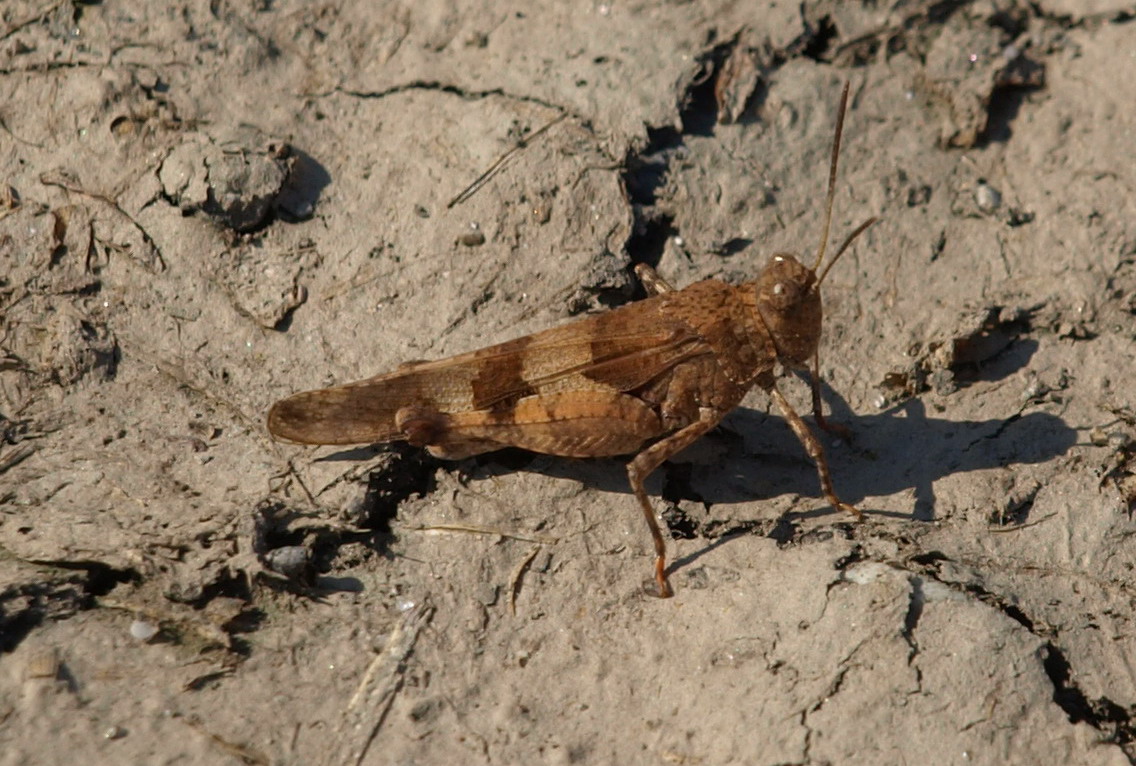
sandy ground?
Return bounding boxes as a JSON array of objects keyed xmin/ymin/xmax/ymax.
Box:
[{"xmin": 2, "ymin": 1, "xmax": 1136, "ymax": 764}]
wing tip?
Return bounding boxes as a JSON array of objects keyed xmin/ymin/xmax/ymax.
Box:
[{"xmin": 266, "ymin": 390, "xmax": 400, "ymax": 446}]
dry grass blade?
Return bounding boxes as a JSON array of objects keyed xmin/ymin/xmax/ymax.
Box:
[
  {"xmin": 331, "ymin": 600, "xmax": 435, "ymax": 766},
  {"xmin": 406, "ymin": 523, "xmax": 559, "ymax": 545}
]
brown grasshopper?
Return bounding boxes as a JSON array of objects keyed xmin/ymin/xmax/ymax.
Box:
[{"xmin": 268, "ymin": 82, "xmax": 876, "ymax": 598}]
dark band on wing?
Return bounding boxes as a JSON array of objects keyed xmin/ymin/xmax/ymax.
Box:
[{"xmin": 470, "ymin": 334, "xmax": 536, "ymax": 411}]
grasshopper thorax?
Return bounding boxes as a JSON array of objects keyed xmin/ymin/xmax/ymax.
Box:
[{"xmin": 753, "ymin": 253, "xmax": 822, "ymax": 369}]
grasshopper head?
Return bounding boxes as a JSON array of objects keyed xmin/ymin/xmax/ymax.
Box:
[
  {"xmin": 754, "ymin": 253, "xmax": 822, "ymax": 368},
  {"xmin": 748, "ymin": 83, "xmax": 876, "ymax": 375}
]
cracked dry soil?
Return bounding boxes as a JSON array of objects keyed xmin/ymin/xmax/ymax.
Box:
[{"xmin": 3, "ymin": 1, "xmax": 1136, "ymax": 764}]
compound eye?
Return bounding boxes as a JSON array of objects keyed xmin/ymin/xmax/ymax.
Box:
[{"xmin": 767, "ymin": 279, "xmax": 800, "ymax": 309}]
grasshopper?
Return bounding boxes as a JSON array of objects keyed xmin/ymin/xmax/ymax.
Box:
[{"xmin": 268, "ymin": 82, "xmax": 876, "ymax": 598}]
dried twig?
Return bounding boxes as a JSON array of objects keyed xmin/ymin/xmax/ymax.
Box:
[
  {"xmin": 447, "ymin": 113, "xmax": 566, "ymax": 208},
  {"xmin": 0, "ymin": 444, "xmax": 36, "ymax": 475},
  {"xmin": 509, "ymin": 545, "xmax": 542, "ymax": 616},
  {"xmin": 1, "ymin": 2, "xmax": 64, "ymax": 43},
  {"xmin": 331, "ymin": 600, "xmax": 435, "ymax": 766},
  {"xmin": 988, "ymin": 512, "xmax": 1058, "ymax": 534},
  {"xmin": 181, "ymin": 714, "xmax": 269, "ymax": 765},
  {"xmin": 405, "ymin": 523, "xmax": 558, "ymax": 545}
]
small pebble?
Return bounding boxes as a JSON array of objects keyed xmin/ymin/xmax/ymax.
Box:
[
  {"xmin": 458, "ymin": 222, "xmax": 485, "ymax": 247},
  {"xmin": 264, "ymin": 545, "xmax": 311, "ymax": 579},
  {"xmin": 975, "ymin": 180, "xmax": 1001, "ymax": 212},
  {"xmin": 130, "ymin": 620, "xmax": 159, "ymax": 641},
  {"xmin": 476, "ymin": 583, "xmax": 499, "ymax": 607}
]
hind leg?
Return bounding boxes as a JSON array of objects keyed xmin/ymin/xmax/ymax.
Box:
[
  {"xmin": 625, "ymin": 410, "xmax": 722, "ymax": 598},
  {"xmin": 403, "ymin": 392, "xmax": 676, "ymax": 592},
  {"xmin": 396, "ymin": 406, "xmax": 503, "ymax": 459},
  {"xmin": 432, "ymin": 392, "xmax": 664, "ymax": 458}
]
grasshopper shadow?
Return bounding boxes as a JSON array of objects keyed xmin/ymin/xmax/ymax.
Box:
[
  {"xmin": 492, "ymin": 397, "xmax": 1076, "ymax": 525},
  {"xmin": 727, "ymin": 399, "xmax": 1076, "ymax": 522}
]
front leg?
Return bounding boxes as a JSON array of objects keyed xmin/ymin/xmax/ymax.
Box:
[
  {"xmin": 626, "ymin": 409, "xmax": 723, "ymax": 598},
  {"xmin": 769, "ymin": 383, "xmax": 861, "ymax": 520},
  {"xmin": 809, "ymin": 349, "xmax": 854, "ymax": 442}
]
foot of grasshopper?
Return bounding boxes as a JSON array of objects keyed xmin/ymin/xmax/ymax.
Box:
[{"xmin": 634, "ymin": 263, "xmax": 676, "ymax": 296}]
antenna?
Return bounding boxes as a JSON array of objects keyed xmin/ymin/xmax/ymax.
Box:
[
  {"xmin": 817, "ymin": 216, "xmax": 878, "ymax": 285},
  {"xmin": 811, "ymin": 81, "xmax": 850, "ymax": 273}
]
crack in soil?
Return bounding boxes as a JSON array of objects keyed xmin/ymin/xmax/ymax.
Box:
[
  {"xmin": 1042, "ymin": 642, "xmax": 1136, "ymax": 754},
  {"xmin": 902, "ymin": 548, "xmax": 1136, "ymax": 759},
  {"xmin": 337, "ymin": 80, "xmax": 574, "ymax": 119}
]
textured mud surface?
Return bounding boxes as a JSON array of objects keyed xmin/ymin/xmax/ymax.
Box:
[{"xmin": 2, "ymin": 1, "xmax": 1136, "ymax": 764}]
